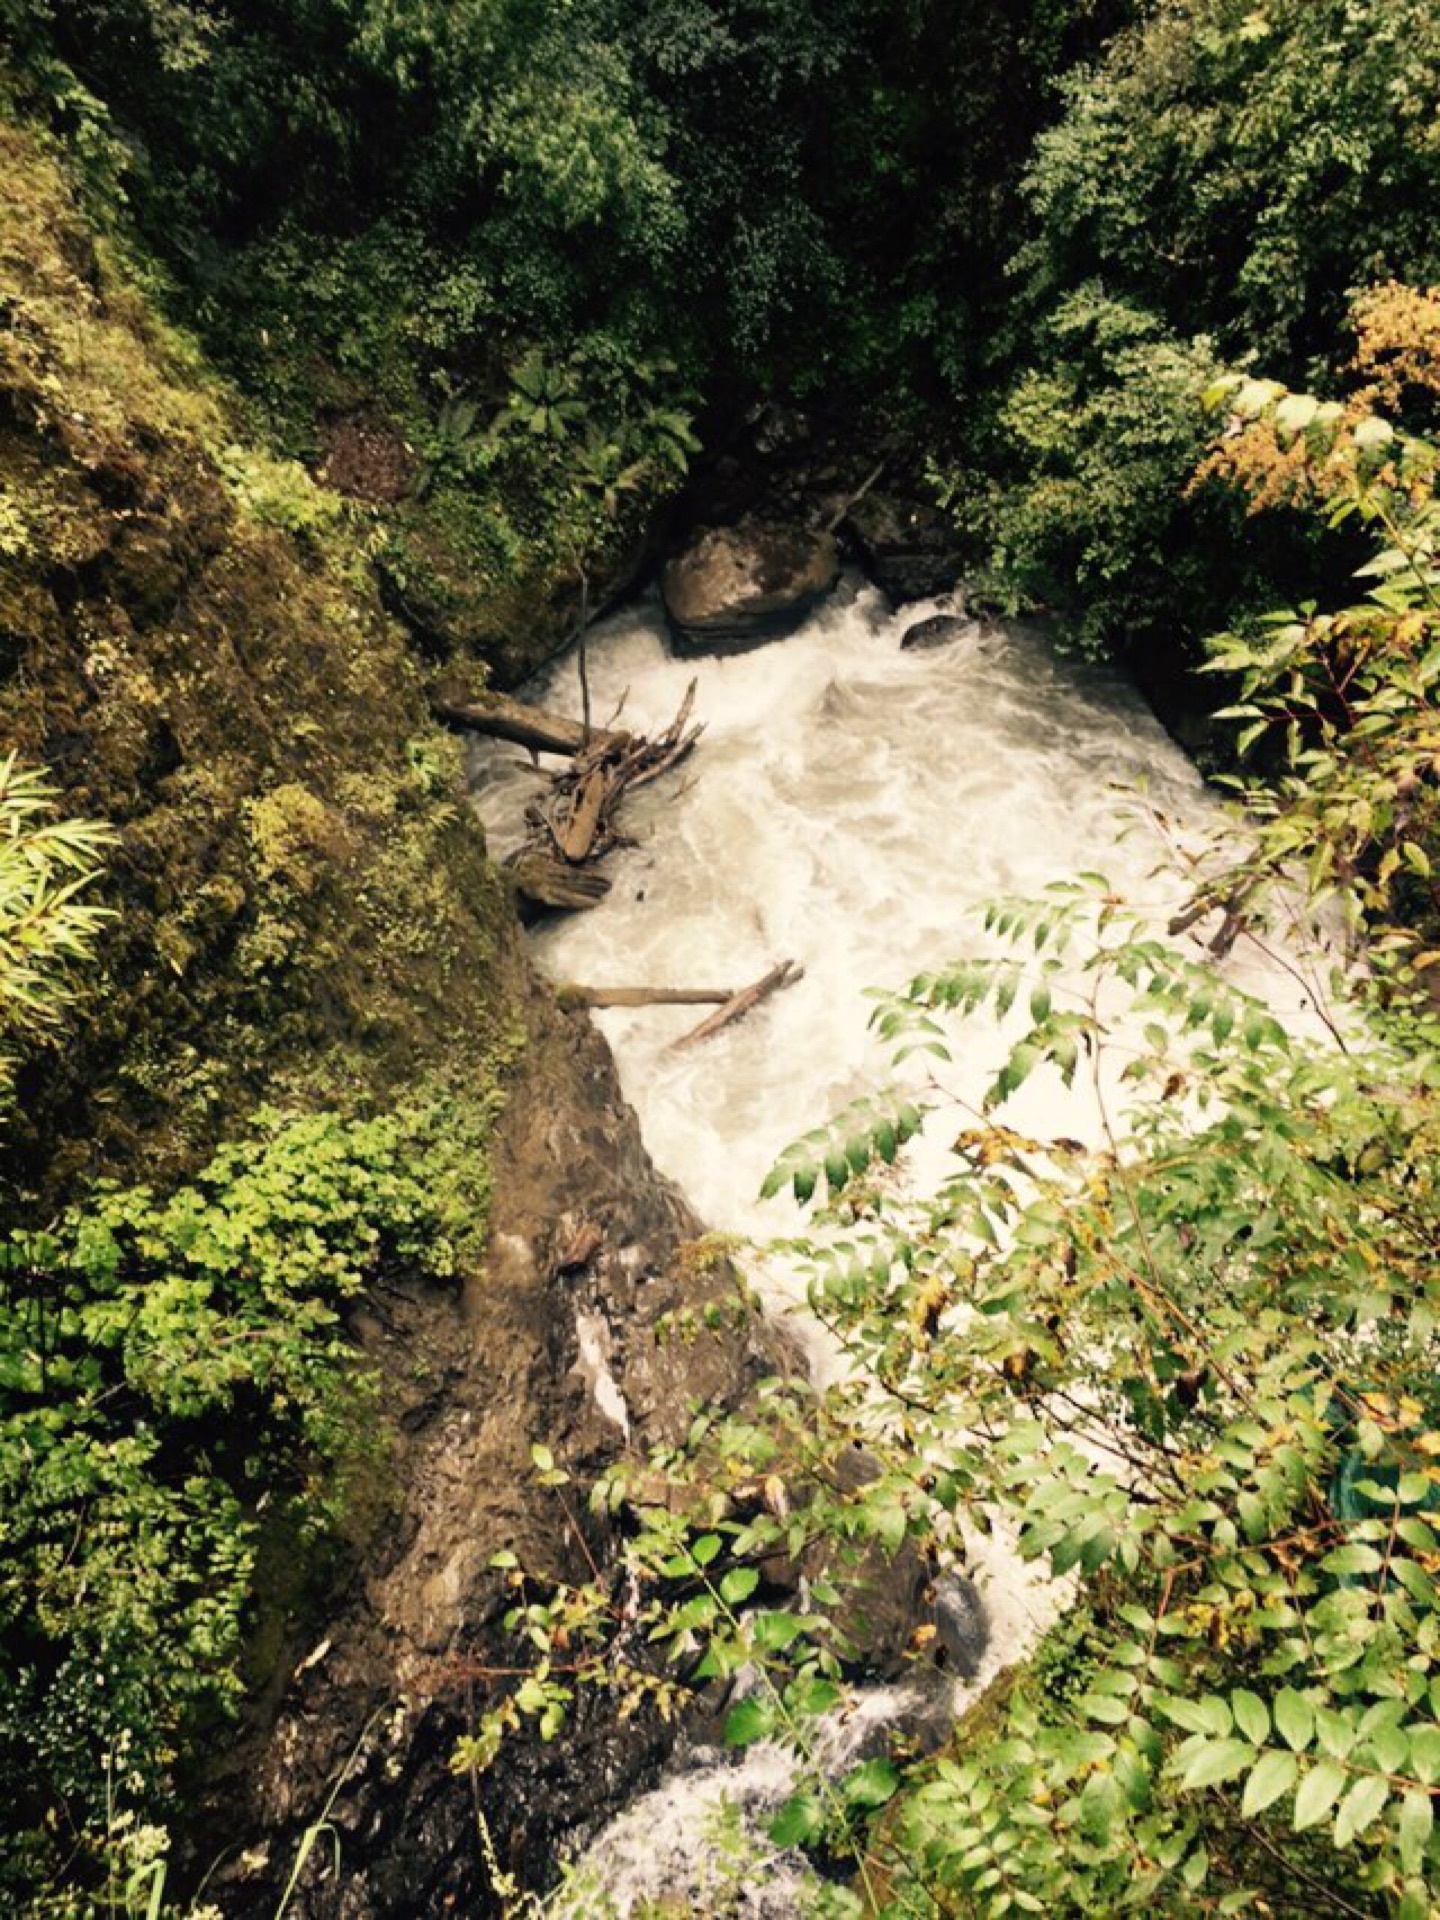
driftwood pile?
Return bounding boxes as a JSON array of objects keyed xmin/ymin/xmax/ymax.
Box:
[
  {"xmin": 436, "ymin": 683, "xmax": 801, "ymax": 1044},
  {"xmin": 435, "ymin": 682, "xmax": 701, "ymax": 912},
  {"xmin": 537, "ymin": 680, "xmax": 701, "ymax": 868}
]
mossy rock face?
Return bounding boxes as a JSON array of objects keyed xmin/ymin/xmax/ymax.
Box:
[
  {"xmin": 376, "ymin": 486, "xmax": 650, "ymax": 689},
  {"xmin": 0, "ymin": 117, "xmax": 514, "ymax": 1194}
]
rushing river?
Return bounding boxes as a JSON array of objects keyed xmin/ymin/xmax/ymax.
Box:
[{"xmin": 469, "ymin": 577, "xmax": 1328, "ymax": 1913}]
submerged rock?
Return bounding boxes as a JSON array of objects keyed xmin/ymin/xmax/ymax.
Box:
[
  {"xmin": 844, "ymin": 492, "xmax": 963, "ymax": 604},
  {"xmin": 661, "ymin": 520, "xmax": 840, "ymax": 652},
  {"xmin": 933, "ymin": 1570, "xmax": 988, "ymax": 1677},
  {"xmin": 740, "ymin": 1447, "xmax": 988, "ymax": 1686},
  {"xmin": 899, "ymin": 612, "xmax": 971, "ymax": 651}
]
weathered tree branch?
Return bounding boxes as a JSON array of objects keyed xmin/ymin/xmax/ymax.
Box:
[
  {"xmin": 434, "ymin": 692, "xmax": 626, "ymax": 758},
  {"xmin": 556, "ymin": 985, "xmax": 735, "ymax": 1010},
  {"xmin": 506, "ymin": 850, "xmax": 612, "ymax": 912},
  {"xmin": 669, "ymin": 961, "xmax": 804, "ymax": 1048}
]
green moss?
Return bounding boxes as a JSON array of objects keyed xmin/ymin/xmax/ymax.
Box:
[{"xmin": 0, "ymin": 113, "xmax": 522, "ymax": 1201}]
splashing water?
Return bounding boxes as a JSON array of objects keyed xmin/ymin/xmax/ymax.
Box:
[
  {"xmin": 469, "ymin": 578, "xmax": 1328, "ymax": 1910},
  {"xmin": 471, "ymin": 580, "xmax": 1320, "ymax": 1253}
]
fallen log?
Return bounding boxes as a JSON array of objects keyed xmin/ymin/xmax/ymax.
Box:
[
  {"xmin": 507, "ymin": 850, "xmax": 612, "ymax": 912},
  {"xmin": 670, "ymin": 961, "xmax": 804, "ymax": 1049},
  {"xmin": 434, "ymin": 691, "xmax": 626, "ymax": 758},
  {"xmin": 529, "ymin": 679, "xmax": 704, "ymax": 871},
  {"xmin": 557, "ymin": 984, "xmax": 735, "ymax": 1011},
  {"xmin": 556, "ymin": 765, "xmax": 609, "ymax": 863}
]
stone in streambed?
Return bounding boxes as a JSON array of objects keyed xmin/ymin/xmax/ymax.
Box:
[
  {"xmin": 900, "ymin": 613, "xmax": 971, "ymax": 652},
  {"xmin": 738, "ymin": 1447, "xmax": 988, "ymax": 1685},
  {"xmin": 661, "ymin": 519, "xmax": 839, "ymax": 653},
  {"xmin": 844, "ymin": 492, "xmax": 964, "ymax": 604}
]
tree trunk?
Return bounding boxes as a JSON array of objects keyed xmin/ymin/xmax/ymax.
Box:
[
  {"xmin": 670, "ymin": 961, "xmax": 804, "ymax": 1048},
  {"xmin": 557, "ymin": 985, "xmax": 735, "ymax": 1010},
  {"xmin": 434, "ymin": 692, "xmax": 626, "ymax": 758}
]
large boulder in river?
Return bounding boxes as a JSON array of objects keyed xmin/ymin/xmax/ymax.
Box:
[
  {"xmin": 661, "ymin": 519, "xmax": 839, "ymax": 652},
  {"xmin": 844, "ymin": 491, "xmax": 964, "ymax": 604}
]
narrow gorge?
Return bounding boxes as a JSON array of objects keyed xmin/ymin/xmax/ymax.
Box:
[{"xmin": 4, "ymin": 5, "xmax": 1440, "ymax": 1916}]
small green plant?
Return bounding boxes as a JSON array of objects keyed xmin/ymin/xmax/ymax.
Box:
[
  {"xmin": 0, "ymin": 753, "xmax": 112, "ymax": 1109},
  {"xmin": 495, "ymin": 349, "xmax": 587, "ymax": 442},
  {"xmin": 0, "ymin": 489, "xmax": 32, "ymax": 560},
  {"xmin": 217, "ymin": 444, "xmax": 345, "ymax": 545}
]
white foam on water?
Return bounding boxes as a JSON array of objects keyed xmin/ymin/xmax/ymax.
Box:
[
  {"xmin": 473, "ymin": 581, "xmax": 1325, "ymax": 1252},
  {"xmin": 469, "ymin": 580, "xmax": 1335, "ymax": 1911}
]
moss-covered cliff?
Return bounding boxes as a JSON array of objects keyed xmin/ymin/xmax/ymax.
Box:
[
  {"xmin": 0, "ymin": 108, "xmax": 532, "ymax": 1900},
  {"xmin": 0, "ymin": 112, "xmax": 520, "ymax": 1197}
]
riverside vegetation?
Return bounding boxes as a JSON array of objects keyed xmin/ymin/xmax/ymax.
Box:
[
  {"xmin": 469, "ymin": 293, "xmax": 1440, "ymax": 1918},
  {"xmin": 1, "ymin": 1, "xmax": 1440, "ymax": 1915}
]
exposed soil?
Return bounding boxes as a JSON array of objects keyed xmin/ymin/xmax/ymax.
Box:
[{"xmin": 318, "ymin": 414, "xmax": 417, "ymax": 506}]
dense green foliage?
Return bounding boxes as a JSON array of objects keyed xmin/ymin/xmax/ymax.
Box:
[
  {"xmin": 974, "ymin": 0, "xmax": 1440, "ymax": 659},
  {"xmin": 3, "ymin": 1044, "xmax": 469, "ymax": 1900},
  {"xmin": 0, "ymin": 107, "xmax": 518, "ymax": 1912},
  {"xmin": 7, "ymin": 0, "xmax": 1110, "ymax": 389},
  {"xmin": 3, "ymin": 0, "xmax": 1138, "ymax": 681},
  {"xmin": 11, "ymin": 0, "xmax": 1437, "ymax": 676},
  {"xmin": 0, "ymin": 767, "xmax": 485, "ymax": 1905}
]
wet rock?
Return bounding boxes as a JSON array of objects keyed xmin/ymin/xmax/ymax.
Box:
[
  {"xmin": 748, "ymin": 402, "xmax": 812, "ymax": 458},
  {"xmin": 1128, "ymin": 635, "xmax": 1225, "ymax": 762},
  {"xmin": 839, "ymin": 1544, "xmax": 936, "ymax": 1682},
  {"xmin": 202, "ymin": 964, "xmax": 789, "ymax": 1918},
  {"xmin": 744, "ymin": 1449, "xmax": 949, "ymax": 1684},
  {"xmin": 933, "ymin": 1571, "xmax": 987, "ymax": 1679},
  {"xmin": 899, "ymin": 613, "xmax": 971, "ymax": 652},
  {"xmin": 661, "ymin": 520, "xmax": 839, "ymax": 653},
  {"xmin": 844, "ymin": 492, "xmax": 964, "ymax": 604}
]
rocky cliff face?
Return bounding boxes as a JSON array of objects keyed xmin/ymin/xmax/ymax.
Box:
[{"xmin": 203, "ymin": 966, "xmax": 782, "ymax": 1915}]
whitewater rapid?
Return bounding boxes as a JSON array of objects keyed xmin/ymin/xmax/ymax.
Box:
[
  {"xmin": 472, "ymin": 579, "xmax": 1317, "ymax": 1242},
  {"xmin": 468, "ymin": 577, "xmax": 1328, "ymax": 1913}
]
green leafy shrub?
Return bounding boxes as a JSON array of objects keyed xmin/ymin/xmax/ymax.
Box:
[
  {"xmin": 979, "ymin": 288, "xmax": 1230, "ymax": 655},
  {"xmin": 1018, "ymin": 0, "xmax": 1440, "ymax": 374},
  {"xmin": 0, "ymin": 1106, "xmax": 459, "ymax": 1902},
  {"xmin": 762, "ymin": 884, "xmax": 1440, "ymax": 1912},
  {"xmin": 969, "ymin": 0, "xmax": 1440, "ymax": 661}
]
